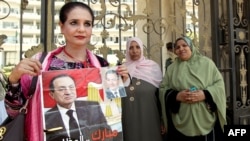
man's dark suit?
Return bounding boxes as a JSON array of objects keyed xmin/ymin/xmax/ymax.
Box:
[
  {"xmin": 45, "ymin": 100, "xmax": 111, "ymax": 141},
  {"xmin": 105, "ymin": 87, "xmax": 126, "ymax": 99}
]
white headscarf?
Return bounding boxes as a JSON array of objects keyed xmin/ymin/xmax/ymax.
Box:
[{"xmin": 124, "ymin": 37, "xmax": 163, "ymax": 88}]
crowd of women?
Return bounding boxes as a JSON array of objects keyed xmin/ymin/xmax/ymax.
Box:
[{"xmin": 0, "ymin": 1, "xmax": 226, "ymax": 141}]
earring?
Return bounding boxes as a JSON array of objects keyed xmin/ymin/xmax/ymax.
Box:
[{"xmin": 56, "ymin": 33, "xmax": 65, "ymax": 45}]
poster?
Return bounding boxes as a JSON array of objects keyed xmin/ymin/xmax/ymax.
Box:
[{"xmin": 40, "ymin": 67, "xmax": 126, "ymax": 141}]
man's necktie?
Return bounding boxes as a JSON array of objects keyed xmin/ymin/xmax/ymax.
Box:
[
  {"xmin": 114, "ymin": 91, "xmax": 118, "ymax": 97},
  {"xmin": 66, "ymin": 110, "xmax": 80, "ymax": 139}
]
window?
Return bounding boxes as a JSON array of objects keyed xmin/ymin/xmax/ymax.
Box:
[{"xmin": 5, "ymin": 51, "xmax": 17, "ymax": 66}]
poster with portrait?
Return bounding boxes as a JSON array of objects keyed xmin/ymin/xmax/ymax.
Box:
[{"xmin": 40, "ymin": 67, "xmax": 126, "ymax": 141}]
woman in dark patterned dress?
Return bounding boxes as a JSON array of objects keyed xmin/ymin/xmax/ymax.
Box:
[{"xmin": 4, "ymin": 2, "xmax": 129, "ymax": 141}]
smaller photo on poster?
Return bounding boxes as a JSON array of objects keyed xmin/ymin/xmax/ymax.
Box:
[{"xmin": 100, "ymin": 67, "xmax": 127, "ymax": 100}]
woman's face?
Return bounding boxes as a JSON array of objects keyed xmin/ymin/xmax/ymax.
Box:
[
  {"xmin": 174, "ymin": 39, "xmax": 192, "ymax": 61},
  {"xmin": 128, "ymin": 41, "xmax": 141, "ymax": 61},
  {"xmin": 60, "ymin": 7, "xmax": 93, "ymax": 47}
]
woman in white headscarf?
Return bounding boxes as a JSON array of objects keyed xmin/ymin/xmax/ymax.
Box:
[{"xmin": 122, "ymin": 37, "xmax": 163, "ymax": 141}]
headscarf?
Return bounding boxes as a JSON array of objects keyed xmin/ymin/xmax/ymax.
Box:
[
  {"xmin": 124, "ymin": 37, "xmax": 162, "ymax": 88},
  {"xmin": 160, "ymin": 36, "xmax": 227, "ymax": 136}
]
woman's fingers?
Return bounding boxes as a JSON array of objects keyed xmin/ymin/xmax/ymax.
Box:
[{"xmin": 8, "ymin": 58, "xmax": 42, "ymax": 83}]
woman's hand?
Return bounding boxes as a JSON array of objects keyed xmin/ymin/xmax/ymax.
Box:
[
  {"xmin": 188, "ymin": 90, "xmax": 205, "ymax": 103},
  {"xmin": 8, "ymin": 58, "xmax": 42, "ymax": 84},
  {"xmin": 176, "ymin": 89, "xmax": 205, "ymax": 104},
  {"xmin": 176, "ymin": 89, "xmax": 189, "ymax": 102},
  {"xmin": 116, "ymin": 64, "xmax": 129, "ymax": 83},
  {"xmin": 161, "ymin": 124, "xmax": 166, "ymax": 135}
]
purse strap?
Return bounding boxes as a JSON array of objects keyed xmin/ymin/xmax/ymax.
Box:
[
  {"xmin": 20, "ymin": 52, "xmax": 47, "ymax": 113},
  {"xmin": 27, "ymin": 52, "xmax": 47, "ymax": 97}
]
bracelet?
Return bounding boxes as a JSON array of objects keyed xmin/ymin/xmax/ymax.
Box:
[
  {"xmin": 11, "ymin": 83, "xmax": 19, "ymax": 87},
  {"xmin": 8, "ymin": 77, "xmax": 20, "ymax": 87}
]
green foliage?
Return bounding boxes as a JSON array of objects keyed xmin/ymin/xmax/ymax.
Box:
[{"xmin": 2, "ymin": 66, "xmax": 15, "ymax": 77}]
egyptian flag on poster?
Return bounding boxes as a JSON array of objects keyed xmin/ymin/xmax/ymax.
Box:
[{"xmin": 40, "ymin": 67, "xmax": 125, "ymax": 141}]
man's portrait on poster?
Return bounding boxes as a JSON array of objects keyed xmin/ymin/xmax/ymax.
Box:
[
  {"xmin": 41, "ymin": 69, "xmax": 120, "ymax": 141},
  {"xmin": 103, "ymin": 69, "xmax": 127, "ymax": 100}
]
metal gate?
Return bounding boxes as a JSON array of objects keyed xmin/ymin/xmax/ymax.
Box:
[
  {"xmin": 211, "ymin": 0, "xmax": 250, "ymax": 125},
  {"xmin": 1, "ymin": 0, "xmax": 250, "ymax": 125}
]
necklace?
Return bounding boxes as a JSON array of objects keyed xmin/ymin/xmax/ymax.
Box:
[{"xmin": 63, "ymin": 47, "xmax": 92, "ymax": 68}]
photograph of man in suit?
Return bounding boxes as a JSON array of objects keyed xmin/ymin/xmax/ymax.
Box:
[
  {"xmin": 44, "ymin": 74, "xmax": 112, "ymax": 141},
  {"xmin": 104, "ymin": 69, "xmax": 126, "ymax": 99}
]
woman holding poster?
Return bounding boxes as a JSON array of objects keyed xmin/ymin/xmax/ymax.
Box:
[
  {"xmin": 122, "ymin": 37, "xmax": 163, "ymax": 141},
  {"xmin": 4, "ymin": 2, "xmax": 129, "ymax": 141}
]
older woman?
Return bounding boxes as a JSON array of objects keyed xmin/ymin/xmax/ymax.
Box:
[
  {"xmin": 160, "ymin": 36, "xmax": 227, "ymax": 141},
  {"xmin": 122, "ymin": 37, "xmax": 163, "ymax": 141}
]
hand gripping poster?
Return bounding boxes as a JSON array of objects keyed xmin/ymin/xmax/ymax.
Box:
[{"xmin": 40, "ymin": 67, "xmax": 126, "ymax": 141}]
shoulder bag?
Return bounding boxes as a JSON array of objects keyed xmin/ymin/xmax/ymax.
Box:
[{"xmin": 0, "ymin": 52, "xmax": 47, "ymax": 141}]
